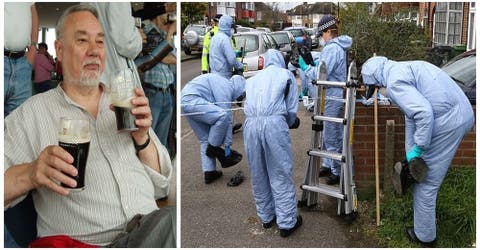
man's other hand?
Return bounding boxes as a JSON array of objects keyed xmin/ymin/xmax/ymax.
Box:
[{"xmin": 130, "ymin": 87, "xmax": 152, "ymax": 145}]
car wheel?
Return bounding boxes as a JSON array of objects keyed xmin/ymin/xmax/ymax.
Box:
[{"xmin": 184, "ymin": 48, "xmax": 191, "ymax": 55}]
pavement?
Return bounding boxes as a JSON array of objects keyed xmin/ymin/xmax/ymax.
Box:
[
  {"xmin": 181, "ymin": 50, "xmax": 201, "ymax": 62},
  {"xmin": 180, "ymin": 75, "xmax": 381, "ymax": 247}
]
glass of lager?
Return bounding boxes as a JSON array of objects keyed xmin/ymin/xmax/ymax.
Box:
[
  {"xmin": 58, "ymin": 117, "xmax": 90, "ymax": 190},
  {"xmin": 109, "ymin": 69, "xmax": 139, "ymax": 132}
]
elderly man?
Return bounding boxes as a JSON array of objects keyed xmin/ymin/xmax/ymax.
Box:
[
  {"xmin": 361, "ymin": 56, "xmax": 474, "ymax": 246},
  {"xmin": 4, "ymin": 4, "xmax": 174, "ymax": 247}
]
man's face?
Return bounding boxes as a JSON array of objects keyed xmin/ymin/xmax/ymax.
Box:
[{"xmin": 55, "ymin": 11, "xmax": 105, "ymax": 87}]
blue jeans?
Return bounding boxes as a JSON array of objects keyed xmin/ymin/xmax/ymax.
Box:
[
  {"xmin": 4, "ymin": 225, "xmax": 20, "ymax": 248},
  {"xmin": 145, "ymin": 87, "xmax": 173, "ymax": 153},
  {"xmin": 4, "ymin": 56, "xmax": 33, "ymax": 117}
]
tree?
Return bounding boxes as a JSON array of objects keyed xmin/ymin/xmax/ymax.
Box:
[
  {"xmin": 339, "ymin": 3, "xmax": 431, "ymax": 66},
  {"xmin": 181, "ymin": 3, "xmax": 208, "ymax": 32}
]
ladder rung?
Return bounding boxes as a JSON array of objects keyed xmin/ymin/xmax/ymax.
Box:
[
  {"xmin": 312, "ymin": 115, "xmax": 345, "ymax": 124},
  {"xmin": 315, "ymin": 80, "xmax": 346, "ymax": 87},
  {"xmin": 301, "ymin": 183, "xmax": 344, "ymax": 199},
  {"xmin": 308, "ymin": 149, "xmax": 344, "ymax": 162}
]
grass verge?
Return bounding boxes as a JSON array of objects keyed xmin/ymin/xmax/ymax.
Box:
[{"xmin": 358, "ymin": 166, "xmax": 475, "ymax": 248}]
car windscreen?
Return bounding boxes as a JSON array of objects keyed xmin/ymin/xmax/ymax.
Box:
[
  {"xmin": 270, "ymin": 33, "xmax": 290, "ymax": 45},
  {"xmin": 233, "ymin": 34, "xmax": 259, "ymax": 53},
  {"xmin": 287, "ymin": 29, "xmax": 304, "ymax": 37},
  {"xmin": 442, "ymin": 54, "xmax": 476, "ymax": 87},
  {"xmin": 186, "ymin": 26, "xmax": 206, "ymax": 36}
]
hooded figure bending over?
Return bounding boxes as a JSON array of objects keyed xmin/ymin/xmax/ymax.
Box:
[
  {"xmin": 361, "ymin": 56, "xmax": 474, "ymax": 246},
  {"xmin": 181, "ymin": 74, "xmax": 246, "ymax": 184},
  {"xmin": 243, "ymin": 49, "xmax": 302, "ymax": 238}
]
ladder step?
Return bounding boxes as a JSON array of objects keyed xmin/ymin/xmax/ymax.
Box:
[
  {"xmin": 315, "ymin": 80, "xmax": 347, "ymax": 87},
  {"xmin": 301, "ymin": 183, "xmax": 344, "ymax": 199},
  {"xmin": 308, "ymin": 149, "xmax": 344, "ymax": 162},
  {"xmin": 312, "ymin": 115, "xmax": 345, "ymax": 124}
]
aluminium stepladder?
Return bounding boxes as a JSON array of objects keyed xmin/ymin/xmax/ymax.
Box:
[{"xmin": 298, "ymin": 60, "xmax": 359, "ymax": 223}]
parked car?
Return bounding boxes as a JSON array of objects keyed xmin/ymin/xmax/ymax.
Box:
[
  {"xmin": 182, "ymin": 24, "xmax": 210, "ymax": 55},
  {"xmin": 441, "ymin": 49, "xmax": 476, "ymax": 104},
  {"xmin": 269, "ymin": 31, "xmax": 296, "ymax": 64},
  {"xmin": 236, "ymin": 25, "xmax": 255, "ymax": 33},
  {"xmin": 232, "ymin": 31, "xmax": 279, "ymax": 78},
  {"xmin": 283, "ymin": 26, "xmax": 312, "ymax": 50},
  {"xmin": 255, "ymin": 27, "xmax": 271, "ymax": 33},
  {"xmin": 306, "ymin": 27, "xmax": 319, "ymax": 48}
]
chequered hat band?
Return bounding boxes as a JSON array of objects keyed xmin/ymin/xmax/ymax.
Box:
[{"xmin": 318, "ymin": 19, "xmax": 336, "ymax": 32}]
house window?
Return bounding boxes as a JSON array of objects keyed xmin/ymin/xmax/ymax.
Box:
[
  {"xmin": 434, "ymin": 2, "xmax": 463, "ymax": 45},
  {"xmin": 467, "ymin": 3, "xmax": 476, "ymax": 49}
]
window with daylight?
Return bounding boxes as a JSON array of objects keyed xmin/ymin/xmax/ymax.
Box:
[
  {"xmin": 467, "ymin": 3, "xmax": 475, "ymax": 49},
  {"xmin": 434, "ymin": 2, "xmax": 463, "ymax": 45}
]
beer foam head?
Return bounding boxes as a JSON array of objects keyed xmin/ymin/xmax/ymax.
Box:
[
  {"xmin": 58, "ymin": 133, "xmax": 90, "ymax": 144},
  {"xmin": 58, "ymin": 118, "xmax": 90, "ymax": 143},
  {"xmin": 110, "ymin": 70, "xmax": 135, "ymax": 104},
  {"xmin": 111, "ymin": 96, "xmax": 134, "ymax": 108}
]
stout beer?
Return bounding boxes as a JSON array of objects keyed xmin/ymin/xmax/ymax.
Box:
[
  {"xmin": 112, "ymin": 99, "xmax": 138, "ymax": 132},
  {"xmin": 59, "ymin": 135, "xmax": 90, "ymax": 189},
  {"xmin": 110, "ymin": 69, "xmax": 138, "ymax": 132},
  {"xmin": 58, "ymin": 118, "xmax": 90, "ymax": 190}
]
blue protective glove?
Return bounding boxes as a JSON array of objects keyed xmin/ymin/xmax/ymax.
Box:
[
  {"xmin": 298, "ymin": 56, "xmax": 309, "ymax": 71},
  {"xmin": 225, "ymin": 146, "xmax": 231, "ymax": 157},
  {"xmin": 235, "ymin": 50, "xmax": 242, "ymax": 58},
  {"xmin": 314, "ymin": 59, "xmax": 319, "ymax": 66},
  {"xmin": 406, "ymin": 145, "xmax": 423, "ymax": 162},
  {"xmin": 302, "ymin": 87, "xmax": 309, "ymax": 97}
]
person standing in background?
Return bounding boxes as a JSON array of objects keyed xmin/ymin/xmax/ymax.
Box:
[
  {"xmin": 134, "ymin": 2, "xmax": 176, "ymax": 156},
  {"xmin": 91, "ymin": 2, "xmax": 145, "ymax": 87},
  {"xmin": 33, "ymin": 43, "xmax": 55, "ymax": 94},
  {"xmin": 4, "ymin": 2, "xmax": 39, "ymax": 117}
]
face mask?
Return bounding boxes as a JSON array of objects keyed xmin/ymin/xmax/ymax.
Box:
[{"xmin": 319, "ymin": 38, "xmax": 326, "ymax": 47}]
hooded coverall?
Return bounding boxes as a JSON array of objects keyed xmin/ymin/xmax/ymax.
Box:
[
  {"xmin": 243, "ymin": 49, "xmax": 299, "ymax": 229},
  {"xmin": 209, "ymin": 15, "xmax": 243, "ymax": 79},
  {"xmin": 181, "ymin": 74, "xmax": 245, "ymax": 172},
  {"xmin": 361, "ymin": 56, "xmax": 474, "ymax": 242},
  {"xmin": 303, "ymin": 35, "xmax": 352, "ymax": 176}
]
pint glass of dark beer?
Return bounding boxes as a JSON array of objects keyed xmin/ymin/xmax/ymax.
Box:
[
  {"xmin": 110, "ymin": 69, "xmax": 139, "ymax": 132},
  {"xmin": 58, "ymin": 117, "xmax": 90, "ymax": 190}
]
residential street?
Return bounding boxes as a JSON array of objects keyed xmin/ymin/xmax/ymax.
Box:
[{"xmin": 179, "ymin": 55, "xmax": 380, "ymax": 248}]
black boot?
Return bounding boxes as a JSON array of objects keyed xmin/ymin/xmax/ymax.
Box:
[
  {"xmin": 204, "ymin": 170, "xmax": 223, "ymax": 184},
  {"xmin": 206, "ymin": 144, "xmax": 242, "ymax": 168},
  {"xmin": 326, "ymin": 174, "xmax": 340, "ymax": 185},
  {"xmin": 262, "ymin": 216, "xmax": 276, "ymax": 229},
  {"xmin": 232, "ymin": 123, "xmax": 242, "ymax": 134},
  {"xmin": 279, "ymin": 216, "xmax": 303, "ymax": 237},
  {"xmin": 318, "ymin": 167, "xmax": 332, "ymax": 177},
  {"xmin": 406, "ymin": 227, "xmax": 437, "ymax": 247}
]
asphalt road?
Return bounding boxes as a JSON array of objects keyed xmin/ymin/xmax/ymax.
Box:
[{"xmin": 179, "ymin": 57, "xmax": 379, "ymax": 247}]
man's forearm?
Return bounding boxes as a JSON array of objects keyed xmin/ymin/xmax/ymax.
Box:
[
  {"xmin": 137, "ymin": 138, "xmax": 161, "ymax": 173},
  {"xmin": 161, "ymin": 54, "xmax": 176, "ymax": 65},
  {"xmin": 5, "ymin": 163, "xmax": 34, "ymax": 207}
]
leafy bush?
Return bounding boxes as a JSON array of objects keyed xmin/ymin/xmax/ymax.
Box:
[{"xmin": 339, "ymin": 3, "xmax": 431, "ymax": 65}]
